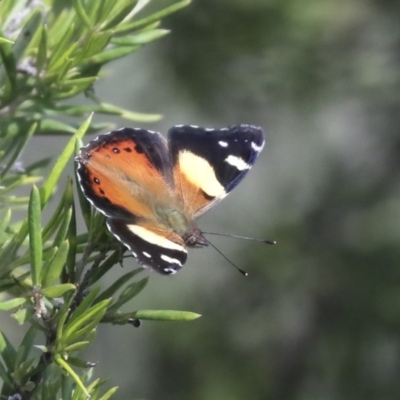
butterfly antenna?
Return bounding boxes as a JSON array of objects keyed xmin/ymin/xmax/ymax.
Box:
[
  {"xmin": 203, "ymin": 237, "xmax": 248, "ymax": 276},
  {"xmin": 203, "ymin": 232, "xmax": 276, "ymax": 245}
]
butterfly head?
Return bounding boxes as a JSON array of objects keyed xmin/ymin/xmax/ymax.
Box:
[{"xmin": 182, "ymin": 226, "xmax": 208, "ymax": 247}]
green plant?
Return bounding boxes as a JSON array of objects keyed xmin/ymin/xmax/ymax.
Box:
[{"xmin": 0, "ymin": 1, "xmax": 199, "ymax": 398}]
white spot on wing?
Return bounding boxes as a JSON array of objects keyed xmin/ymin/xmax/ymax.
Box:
[
  {"xmin": 163, "ymin": 267, "xmax": 178, "ymax": 274},
  {"xmin": 225, "ymin": 155, "xmax": 250, "ymax": 171},
  {"xmin": 251, "ymin": 141, "xmax": 264, "ymax": 152},
  {"xmin": 178, "ymin": 151, "xmax": 226, "ymax": 197},
  {"xmin": 218, "ymin": 141, "xmax": 228, "ymax": 147},
  {"xmin": 126, "ymin": 225, "xmax": 187, "ymax": 253},
  {"xmin": 161, "ymin": 254, "xmax": 183, "ymax": 266},
  {"xmin": 143, "ymin": 251, "xmax": 151, "ymax": 258}
]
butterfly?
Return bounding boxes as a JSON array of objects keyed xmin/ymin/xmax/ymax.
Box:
[{"xmin": 76, "ymin": 124, "xmax": 265, "ymax": 275}]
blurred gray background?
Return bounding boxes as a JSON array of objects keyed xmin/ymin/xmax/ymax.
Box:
[{"xmin": 5, "ymin": 0, "xmax": 400, "ymax": 399}]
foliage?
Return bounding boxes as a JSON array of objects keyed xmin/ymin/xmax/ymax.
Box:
[{"xmin": 0, "ymin": 1, "xmax": 199, "ymax": 399}]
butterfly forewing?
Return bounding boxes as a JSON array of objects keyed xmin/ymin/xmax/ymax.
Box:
[
  {"xmin": 76, "ymin": 128, "xmax": 174, "ymax": 220},
  {"xmin": 168, "ymin": 124, "xmax": 264, "ymax": 217}
]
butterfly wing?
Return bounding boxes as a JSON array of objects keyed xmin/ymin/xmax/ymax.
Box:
[
  {"xmin": 168, "ymin": 124, "xmax": 265, "ymax": 217},
  {"xmin": 76, "ymin": 127, "xmax": 187, "ymax": 274},
  {"xmin": 106, "ymin": 219, "xmax": 187, "ymax": 275},
  {"xmin": 76, "ymin": 127, "xmax": 173, "ymax": 219}
]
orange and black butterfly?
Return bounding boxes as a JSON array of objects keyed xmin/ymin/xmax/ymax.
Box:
[{"xmin": 76, "ymin": 124, "xmax": 264, "ymax": 275}]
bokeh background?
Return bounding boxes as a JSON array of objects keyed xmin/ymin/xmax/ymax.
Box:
[{"xmin": 5, "ymin": 0, "xmax": 400, "ymax": 399}]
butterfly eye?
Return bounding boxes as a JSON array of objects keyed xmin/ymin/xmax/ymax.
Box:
[
  {"xmin": 187, "ymin": 235, "xmax": 197, "ymax": 246},
  {"xmin": 184, "ymin": 231, "xmax": 208, "ymax": 247}
]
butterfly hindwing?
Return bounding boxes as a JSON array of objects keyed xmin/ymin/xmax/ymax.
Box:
[
  {"xmin": 106, "ymin": 218, "xmax": 187, "ymax": 275},
  {"xmin": 168, "ymin": 124, "xmax": 265, "ymax": 217}
]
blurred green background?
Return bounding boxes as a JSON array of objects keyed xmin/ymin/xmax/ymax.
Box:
[{"xmin": 6, "ymin": 0, "xmax": 400, "ymax": 398}]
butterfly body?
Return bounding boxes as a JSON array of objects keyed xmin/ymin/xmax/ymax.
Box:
[{"xmin": 76, "ymin": 124, "xmax": 264, "ymax": 275}]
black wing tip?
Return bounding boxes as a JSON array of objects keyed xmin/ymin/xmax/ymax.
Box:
[
  {"xmin": 168, "ymin": 123, "xmax": 265, "ymax": 144},
  {"xmin": 229, "ymin": 124, "xmax": 265, "ymax": 139},
  {"xmin": 169, "ymin": 123, "xmax": 264, "ymax": 131},
  {"xmin": 231, "ymin": 123, "xmax": 263, "ymax": 130}
]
